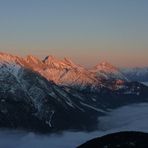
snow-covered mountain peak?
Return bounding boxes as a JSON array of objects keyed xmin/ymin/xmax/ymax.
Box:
[
  {"xmin": 0, "ymin": 52, "xmax": 18, "ymax": 62},
  {"xmin": 62, "ymin": 57, "xmax": 84, "ymax": 70},
  {"xmin": 91, "ymin": 61, "xmax": 128, "ymax": 81},
  {"xmin": 121, "ymin": 67, "xmax": 148, "ymax": 82},
  {"xmin": 0, "ymin": 52, "xmax": 25, "ymax": 66},
  {"xmin": 43, "ymin": 55, "xmax": 57, "ymax": 62},
  {"xmin": 94, "ymin": 61, "xmax": 118, "ymax": 72},
  {"xmin": 62, "ymin": 57, "xmax": 75, "ymax": 66},
  {"xmin": 43, "ymin": 55, "xmax": 81, "ymax": 70},
  {"xmin": 43, "ymin": 55, "xmax": 63, "ymax": 68},
  {"xmin": 25, "ymin": 55, "xmax": 42, "ymax": 65},
  {"xmin": 0, "ymin": 52, "xmax": 129, "ymax": 90}
]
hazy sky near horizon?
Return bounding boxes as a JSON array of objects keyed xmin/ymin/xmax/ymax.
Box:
[{"xmin": 0, "ymin": 0, "xmax": 148, "ymax": 68}]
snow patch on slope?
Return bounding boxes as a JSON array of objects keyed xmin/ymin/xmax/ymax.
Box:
[{"xmin": 80, "ymin": 102, "xmax": 106, "ymax": 113}]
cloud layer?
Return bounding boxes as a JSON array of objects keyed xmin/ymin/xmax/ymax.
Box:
[{"xmin": 1, "ymin": 103, "xmax": 148, "ymax": 148}]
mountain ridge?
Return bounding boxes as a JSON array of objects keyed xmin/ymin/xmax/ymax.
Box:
[
  {"xmin": 0, "ymin": 52, "xmax": 148, "ymax": 132},
  {"xmin": 0, "ymin": 52, "xmax": 127, "ymax": 91}
]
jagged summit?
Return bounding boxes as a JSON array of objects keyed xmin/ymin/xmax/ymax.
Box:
[
  {"xmin": 0, "ymin": 52, "xmax": 118, "ymax": 72},
  {"xmin": 25, "ymin": 55, "xmax": 41, "ymax": 64},
  {"xmin": 94, "ymin": 61, "xmax": 118, "ymax": 71},
  {"xmin": 0, "ymin": 52, "xmax": 128, "ymax": 89},
  {"xmin": 41, "ymin": 55, "xmax": 99, "ymax": 88},
  {"xmin": 91, "ymin": 61, "xmax": 127, "ymax": 81},
  {"xmin": 0, "ymin": 52, "xmax": 20, "ymax": 62},
  {"xmin": 62, "ymin": 57, "xmax": 77, "ymax": 67},
  {"xmin": 0, "ymin": 52, "xmax": 27, "ymax": 68},
  {"xmin": 43, "ymin": 55, "xmax": 81, "ymax": 69},
  {"xmin": 43, "ymin": 55, "xmax": 57, "ymax": 62}
]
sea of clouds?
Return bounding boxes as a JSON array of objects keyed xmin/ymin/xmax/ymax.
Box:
[{"xmin": 1, "ymin": 103, "xmax": 148, "ymax": 148}]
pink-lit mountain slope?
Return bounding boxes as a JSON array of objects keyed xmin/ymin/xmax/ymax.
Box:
[{"xmin": 0, "ymin": 52, "xmax": 127, "ymax": 91}]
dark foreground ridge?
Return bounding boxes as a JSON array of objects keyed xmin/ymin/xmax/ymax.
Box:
[{"xmin": 78, "ymin": 131, "xmax": 148, "ymax": 148}]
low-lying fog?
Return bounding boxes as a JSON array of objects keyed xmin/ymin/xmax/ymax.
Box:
[{"xmin": 1, "ymin": 103, "xmax": 148, "ymax": 148}]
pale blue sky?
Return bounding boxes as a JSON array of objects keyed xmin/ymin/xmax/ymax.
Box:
[{"xmin": 0, "ymin": 0, "xmax": 148, "ymax": 67}]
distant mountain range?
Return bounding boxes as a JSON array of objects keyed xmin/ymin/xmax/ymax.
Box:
[
  {"xmin": 121, "ymin": 67, "xmax": 148, "ymax": 82},
  {"xmin": 0, "ymin": 52, "xmax": 148, "ymax": 133}
]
